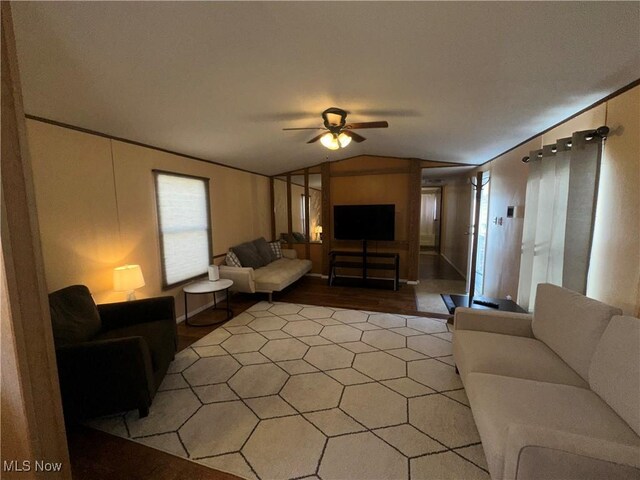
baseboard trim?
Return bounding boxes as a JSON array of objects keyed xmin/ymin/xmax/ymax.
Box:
[
  {"xmin": 176, "ymin": 294, "xmax": 226, "ymax": 323},
  {"xmin": 440, "ymin": 253, "xmax": 467, "ymax": 280}
]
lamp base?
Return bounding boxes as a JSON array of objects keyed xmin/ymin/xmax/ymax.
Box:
[{"xmin": 126, "ymin": 290, "xmax": 137, "ymax": 301}]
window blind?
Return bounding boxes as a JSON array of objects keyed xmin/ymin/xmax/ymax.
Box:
[{"xmin": 155, "ymin": 172, "xmax": 212, "ymax": 287}]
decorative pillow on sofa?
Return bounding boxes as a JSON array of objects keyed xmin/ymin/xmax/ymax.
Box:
[
  {"xmin": 231, "ymin": 241, "xmax": 266, "ymax": 269},
  {"xmin": 292, "ymin": 232, "xmax": 306, "ymax": 243},
  {"xmin": 225, "ymin": 251, "xmax": 242, "ymax": 267},
  {"xmin": 253, "ymin": 237, "xmax": 276, "ymax": 264},
  {"xmin": 269, "ymin": 241, "xmax": 283, "ymax": 259}
]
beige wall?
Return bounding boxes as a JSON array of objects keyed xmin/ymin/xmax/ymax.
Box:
[
  {"xmin": 440, "ymin": 178, "xmax": 472, "ymax": 278},
  {"xmin": 329, "ymin": 156, "xmax": 413, "ymax": 279},
  {"xmin": 478, "ymin": 88, "xmax": 639, "ymax": 315},
  {"xmin": 27, "ymin": 120, "xmax": 271, "ymax": 316},
  {"xmin": 587, "ymin": 88, "xmax": 639, "ymax": 315}
]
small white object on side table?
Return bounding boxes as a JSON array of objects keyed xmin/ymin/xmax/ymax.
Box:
[{"xmin": 183, "ymin": 279, "xmax": 234, "ymax": 326}]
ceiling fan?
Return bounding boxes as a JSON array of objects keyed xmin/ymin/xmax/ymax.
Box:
[{"xmin": 283, "ymin": 107, "xmax": 389, "ymax": 150}]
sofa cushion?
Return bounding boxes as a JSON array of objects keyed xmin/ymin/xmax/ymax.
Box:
[
  {"xmin": 49, "ymin": 285, "xmax": 102, "ymax": 346},
  {"xmin": 532, "ymin": 283, "xmax": 622, "ymax": 381},
  {"xmin": 465, "ymin": 372, "xmax": 640, "ymax": 480},
  {"xmin": 253, "ymin": 237, "xmax": 276, "ymax": 264},
  {"xmin": 589, "ymin": 315, "xmax": 640, "ymax": 436},
  {"xmin": 231, "ymin": 241, "xmax": 265, "ymax": 269},
  {"xmin": 254, "ymin": 258, "xmax": 312, "ymax": 292},
  {"xmin": 453, "ymin": 330, "xmax": 587, "ymax": 388}
]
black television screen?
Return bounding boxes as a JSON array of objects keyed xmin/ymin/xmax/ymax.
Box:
[{"xmin": 334, "ymin": 204, "xmax": 395, "ymax": 241}]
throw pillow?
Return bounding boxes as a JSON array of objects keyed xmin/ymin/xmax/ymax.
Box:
[
  {"xmin": 253, "ymin": 237, "xmax": 275, "ymax": 264},
  {"xmin": 231, "ymin": 241, "xmax": 266, "ymax": 269},
  {"xmin": 225, "ymin": 251, "xmax": 242, "ymax": 267},
  {"xmin": 292, "ymin": 231, "xmax": 306, "ymax": 243},
  {"xmin": 269, "ymin": 241, "xmax": 283, "ymax": 259}
]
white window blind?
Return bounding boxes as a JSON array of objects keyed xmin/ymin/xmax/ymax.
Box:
[{"xmin": 154, "ymin": 172, "xmax": 212, "ymax": 287}]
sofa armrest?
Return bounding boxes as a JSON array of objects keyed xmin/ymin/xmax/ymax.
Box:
[
  {"xmin": 219, "ymin": 266, "xmax": 256, "ymax": 293},
  {"xmin": 503, "ymin": 424, "xmax": 640, "ymax": 480},
  {"xmin": 56, "ymin": 337, "xmax": 154, "ymax": 419},
  {"xmin": 454, "ymin": 307, "xmax": 534, "ymax": 337},
  {"xmin": 281, "ymin": 248, "xmax": 297, "ymax": 259},
  {"xmin": 98, "ymin": 296, "xmax": 176, "ymax": 331}
]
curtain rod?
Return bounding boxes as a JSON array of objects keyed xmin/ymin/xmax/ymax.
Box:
[{"xmin": 521, "ymin": 126, "xmax": 609, "ymax": 163}]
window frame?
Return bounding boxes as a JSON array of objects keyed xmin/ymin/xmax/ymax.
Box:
[{"xmin": 153, "ymin": 169, "xmax": 214, "ymax": 290}]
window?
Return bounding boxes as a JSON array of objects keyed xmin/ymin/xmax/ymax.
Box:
[{"xmin": 154, "ymin": 171, "xmax": 212, "ymax": 288}]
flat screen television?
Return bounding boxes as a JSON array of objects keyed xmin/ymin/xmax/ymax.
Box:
[{"xmin": 333, "ymin": 204, "xmax": 395, "ymax": 241}]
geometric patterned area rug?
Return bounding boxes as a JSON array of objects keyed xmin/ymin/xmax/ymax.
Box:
[{"xmin": 86, "ymin": 302, "xmax": 489, "ymax": 480}]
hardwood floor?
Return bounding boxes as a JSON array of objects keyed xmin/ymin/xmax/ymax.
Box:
[
  {"xmin": 418, "ymin": 252, "xmax": 465, "ymax": 281},
  {"xmin": 68, "ymin": 276, "xmax": 450, "ymax": 479}
]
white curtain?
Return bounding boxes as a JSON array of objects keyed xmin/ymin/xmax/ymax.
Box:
[{"xmin": 518, "ymin": 132, "xmax": 603, "ymax": 310}]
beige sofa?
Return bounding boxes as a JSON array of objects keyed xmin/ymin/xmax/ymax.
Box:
[
  {"xmin": 219, "ymin": 248, "xmax": 311, "ymax": 301},
  {"xmin": 453, "ymin": 283, "xmax": 640, "ymax": 480}
]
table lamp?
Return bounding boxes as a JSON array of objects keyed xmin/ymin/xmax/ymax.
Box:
[
  {"xmin": 113, "ymin": 264, "xmax": 145, "ymax": 301},
  {"xmin": 314, "ymin": 225, "xmax": 323, "ymax": 241}
]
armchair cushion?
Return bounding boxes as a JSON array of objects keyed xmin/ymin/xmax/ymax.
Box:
[
  {"xmin": 95, "ymin": 319, "xmax": 176, "ymax": 382},
  {"xmin": 49, "ymin": 285, "xmax": 101, "ymax": 346}
]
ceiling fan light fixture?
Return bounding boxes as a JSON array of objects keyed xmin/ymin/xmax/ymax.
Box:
[
  {"xmin": 338, "ymin": 132, "xmax": 352, "ymax": 148},
  {"xmin": 320, "ymin": 132, "xmax": 340, "ymax": 150}
]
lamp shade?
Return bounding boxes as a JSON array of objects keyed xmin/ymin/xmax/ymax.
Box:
[{"xmin": 113, "ymin": 264, "xmax": 145, "ymax": 292}]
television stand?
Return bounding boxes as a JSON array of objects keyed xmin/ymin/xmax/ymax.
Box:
[{"xmin": 328, "ymin": 242, "xmax": 400, "ymax": 291}]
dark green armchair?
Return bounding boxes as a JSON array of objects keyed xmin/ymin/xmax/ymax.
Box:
[{"xmin": 48, "ymin": 285, "xmax": 177, "ymax": 422}]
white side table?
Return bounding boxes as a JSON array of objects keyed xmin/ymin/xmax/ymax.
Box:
[{"xmin": 183, "ymin": 279, "xmax": 234, "ymax": 326}]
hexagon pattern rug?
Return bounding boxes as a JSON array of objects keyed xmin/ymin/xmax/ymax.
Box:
[{"xmin": 86, "ymin": 302, "xmax": 489, "ymax": 480}]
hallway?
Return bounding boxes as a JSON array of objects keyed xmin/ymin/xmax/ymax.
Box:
[{"xmin": 415, "ymin": 253, "xmax": 467, "ymax": 314}]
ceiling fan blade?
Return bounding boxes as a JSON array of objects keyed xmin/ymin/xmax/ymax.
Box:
[
  {"xmin": 283, "ymin": 127, "xmax": 325, "ymax": 131},
  {"xmin": 342, "ymin": 130, "xmax": 366, "ymax": 143},
  {"xmin": 344, "ymin": 121, "xmax": 389, "ymax": 129},
  {"xmin": 307, "ymin": 133, "xmax": 325, "ymax": 144}
]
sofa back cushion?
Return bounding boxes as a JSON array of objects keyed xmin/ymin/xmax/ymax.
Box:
[
  {"xmin": 231, "ymin": 241, "xmax": 266, "ymax": 269},
  {"xmin": 253, "ymin": 237, "xmax": 276, "ymax": 263},
  {"xmin": 532, "ymin": 283, "xmax": 621, "ymax": 381},
  {"xmin": 589, "ymin": 315, "xmax": 640, "ymax": 435},
  {"xmin": 49, "ymin": 285, "xmax": 102, "ymax": 346}
]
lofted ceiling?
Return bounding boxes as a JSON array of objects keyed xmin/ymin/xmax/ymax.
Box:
[{"xmin": 11, "ymin": 2, "xmax": 640, "ymax": 176}]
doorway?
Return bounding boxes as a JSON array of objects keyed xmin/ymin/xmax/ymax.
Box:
[{"xmin": 419, "ymin": 187, "xmax": 441, "ymax": 253}]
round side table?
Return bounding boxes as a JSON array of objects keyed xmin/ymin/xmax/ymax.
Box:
[{"xmin": 183, "ymin": 279, "xmax": 234, "ymax": 326}]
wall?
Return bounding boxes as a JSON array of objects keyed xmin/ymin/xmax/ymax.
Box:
[
  {"xmin": 27, "ymin": 120, "xmax": 271, "ymax": 316},
  {"xmin": 329, "ymin": 156, "xmax": 418, "ymax": 280},
  {"xmin": 478, "ymin": 87, "xmax": 639, "ymax": 315},
  {"xmin": 440, "ymin": 178, "xmax": 472, "ymax": 278},
  {"xmin": 274, "ymin": 177, "xmax": 287, "ymax": 239},
  {"xmin": 587, "ymin": 88, "xmax": 639, "ymax": 315}
]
